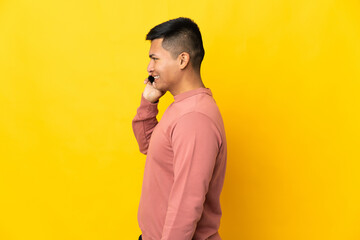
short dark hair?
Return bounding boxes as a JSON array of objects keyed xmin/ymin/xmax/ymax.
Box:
[{"xmin": 146, "ymin": 17, "xmax": 205, "ymax": 72}]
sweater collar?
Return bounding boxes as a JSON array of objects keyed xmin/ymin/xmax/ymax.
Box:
[{"xmin": 174, "ymin": 88, "xmax": 212, "ymax": 102}]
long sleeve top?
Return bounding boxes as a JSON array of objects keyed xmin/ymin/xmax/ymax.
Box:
[{"xmin": 132, "ymin": 88, "xmax": 227, "ymax": 240}]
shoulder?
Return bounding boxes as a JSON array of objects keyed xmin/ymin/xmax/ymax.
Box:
[
  {"xmin": 174, "ymin": 111, "xmax": 216, "ymax": 129},
  {"xmin": 171, "ymin": 111, "xmax": 222, "ymax": 144}
]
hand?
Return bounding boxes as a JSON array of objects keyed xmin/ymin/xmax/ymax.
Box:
[{"xmin": 142, "ymin": 78, "xmax": 165, "ymax": 103}]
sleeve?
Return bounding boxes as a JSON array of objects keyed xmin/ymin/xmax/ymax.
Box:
[
  {"xmin": 132, "ymin": 94, "xmax": 159, "ymax": 155},
  {"xmin": 161, "ymin": 112, "xmax": 222, "ymax": 240}
]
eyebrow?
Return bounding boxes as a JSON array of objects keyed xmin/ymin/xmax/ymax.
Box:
[{"xmin": 149, "ymin": 54, "xmax": 158, "ymax": 58}]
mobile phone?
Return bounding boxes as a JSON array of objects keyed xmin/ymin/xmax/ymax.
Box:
[{"xmin": 148, "ymin": 76, "xmax": 155, "ymax": 83}]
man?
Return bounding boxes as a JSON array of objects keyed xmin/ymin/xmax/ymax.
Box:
[{"xmin": 132, "ymin": 17, "xmax": 227, "ymax": 240}]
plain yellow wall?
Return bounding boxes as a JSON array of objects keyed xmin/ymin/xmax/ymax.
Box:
[{"xmin": 1, "ymin": 0, "xmax": 359, "ymax": 239}]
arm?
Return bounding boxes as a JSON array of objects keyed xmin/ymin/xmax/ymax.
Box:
[
  {"xmin": 132, "ymin": 94, "xmax": 159, "ymax": 155},
  {"xmin": 132, "ymin": 78, "xmax": 165, "ymax": 154},
  {"xmin": 161, "ymin": 112, "xmax": 222, "ymax": 240}
]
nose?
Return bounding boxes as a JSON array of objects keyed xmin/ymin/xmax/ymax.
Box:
[{"xmin": 147, "ymin": 59, "xmax": 154, "ymax": 75}]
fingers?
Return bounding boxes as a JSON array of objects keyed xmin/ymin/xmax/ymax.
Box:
[{"xmin": 144, "ymin": 78, "xmax": 149, "ymax": 84}]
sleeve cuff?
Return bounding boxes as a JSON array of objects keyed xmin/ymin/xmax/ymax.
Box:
[
  {"xmin": 141, "ymin": 94, "xmax": 159, "ymax": 105},
  {"xmin": 136, "ymin": 93, "xmax": 159, "ymax": 119}
]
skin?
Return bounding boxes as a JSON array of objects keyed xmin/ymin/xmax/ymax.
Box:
[{"xmin": 143, "ymin": 38, "xmax": 205, "ymax": 103}]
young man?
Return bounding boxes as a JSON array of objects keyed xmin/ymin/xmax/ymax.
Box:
[{"xmin": 132, "ymin": 17, "xmax": 227, "ymax": 240}]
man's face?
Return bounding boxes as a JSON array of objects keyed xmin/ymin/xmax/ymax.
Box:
[{"xmin": 147, "ymin": 38, "xmax": 180, "ymax": 93}]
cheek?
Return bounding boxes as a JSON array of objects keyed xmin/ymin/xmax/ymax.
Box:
[
  {"xmin": 155, "ymin": 62, "xmax": 164, "ymax": 72},
  {"xmin": 157, "ymin": 64, "xmax": 168, "ymax": 76},
  {"xmin": 158, "ymin": 60, "xmax": 177, "ymax": 78},
  {"xmin": 165, "ymin": 62, "xmax": 177, "ymax": 73}
]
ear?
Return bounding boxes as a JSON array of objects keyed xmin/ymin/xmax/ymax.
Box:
[{"xmin": 178, "ymin": 52, "xmax": 190, "ymax": 70}]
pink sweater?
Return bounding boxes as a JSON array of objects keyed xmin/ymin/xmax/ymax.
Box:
[{"xmin": 132, "ymin": 88, "xmax": 227, "ymax": 240}]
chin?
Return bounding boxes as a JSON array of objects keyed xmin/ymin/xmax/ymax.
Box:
[
  {"xmin": 153, "ymin": 84, "xmax": 161, "ymax": 91},
  {"xmin": 154, "ymin": 83, "xmax": 165, "ymax": 92}
]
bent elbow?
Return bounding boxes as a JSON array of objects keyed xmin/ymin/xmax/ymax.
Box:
[{"xmin": 139, "ymin": 145, "xmax": 148, "ymax": 155}]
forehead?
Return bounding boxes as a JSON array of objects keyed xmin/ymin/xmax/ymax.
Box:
[{"xmin": 149, "ymin": 38, "xmax": 169, "ymax": 56}]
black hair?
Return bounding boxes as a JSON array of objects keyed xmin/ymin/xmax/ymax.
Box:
[{"xmin": 146, "ymin": 17, "xmax": 205, "ymax": 72}]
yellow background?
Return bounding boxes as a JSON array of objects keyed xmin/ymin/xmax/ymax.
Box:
[{"xmin": 1, "ymin": 0, "xmax": 359, "ymax": 239}]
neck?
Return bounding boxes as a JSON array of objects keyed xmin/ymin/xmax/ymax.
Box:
[{"xmin": 170, "ymin": 71, "xmax": 205, "ymax": 96}]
